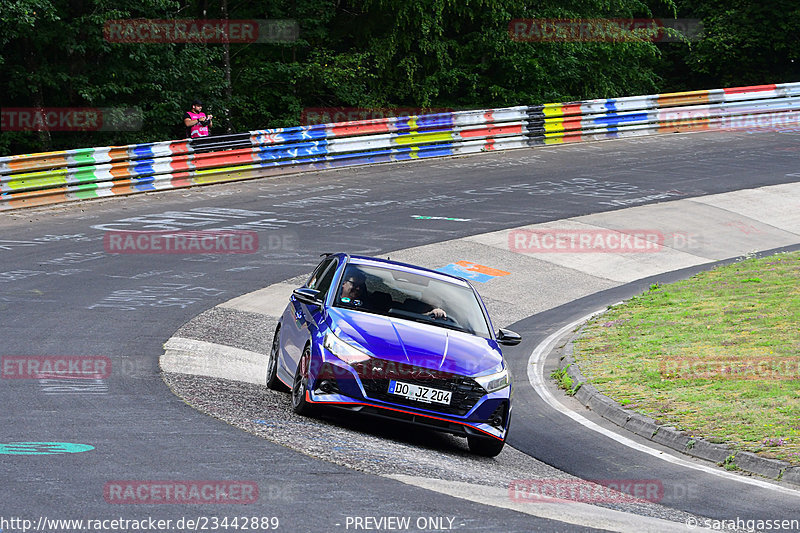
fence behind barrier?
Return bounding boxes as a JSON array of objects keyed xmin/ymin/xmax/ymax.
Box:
[{"xmin": 2, "ymin": 82, "xmax": 798, "ymax": 211}]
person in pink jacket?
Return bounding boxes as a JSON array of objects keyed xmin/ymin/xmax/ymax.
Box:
[{"xmin": 184, "ymin": 99, "xmax": 213, "ymax": 138}]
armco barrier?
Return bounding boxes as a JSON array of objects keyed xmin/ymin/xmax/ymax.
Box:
[{"xmin": 2, "ymin": 82, "xmax": 799, "ymax": 211}]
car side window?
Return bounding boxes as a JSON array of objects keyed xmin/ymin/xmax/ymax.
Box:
[
  {"xmin": 314, "ymin": 259, "xmax": 339, "ymax": 298},
  {"xmin": 307, "ymin": 258, "xmax": 334, "ymax": 290}
]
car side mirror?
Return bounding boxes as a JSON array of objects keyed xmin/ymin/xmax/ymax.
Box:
[
  {"xmin": 497, "ymin": 328, "xmax": 522, "ymax": 346},
  {"xmin": 293, "ymin": 288, "xmax": 322, "ymax": 307}
]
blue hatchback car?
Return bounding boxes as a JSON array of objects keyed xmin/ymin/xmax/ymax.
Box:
[{"xmin": 267, "ymin": 253, "xmax": 521, "ymax": 456}]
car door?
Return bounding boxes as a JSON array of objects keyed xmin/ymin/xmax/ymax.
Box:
[{"xmin": 280, "ymin": 256, "xmax": 339, "ymax": 375}]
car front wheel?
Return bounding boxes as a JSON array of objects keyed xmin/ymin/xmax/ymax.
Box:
[
  {"xmin": 291, "ymin": 344, "xmax": 315, "ymax": 416},
  {"xmin": 266, "ymin": 325, "xmax": 289, "ymax": 392}
]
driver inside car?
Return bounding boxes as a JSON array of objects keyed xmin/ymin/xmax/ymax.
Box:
[{"xmin": 339, "ymin": 269, "xmax": 368, "ymax": 306}]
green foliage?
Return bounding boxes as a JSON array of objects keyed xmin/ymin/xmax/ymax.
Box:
[
  {"xmin": 720, "ymin": 454, "xmax": 739, "ymax": 471},
  {"xmin": 1, "ymin": 0, "xmax": 795, "ymax": 155},
  {"xmin": 1, "ymin": 0, "xmax": 226, "ymax": 154},
  {"xmin": 356, "ymin": 0, "xmax": 664, "ymax": 106},
  {"xmin": 552, "ymin": 364, "xmax": 582, "ymax": 396},
  {"xmin": 654, "ymin": 0, "xmax": 800, "ymax": 90}
]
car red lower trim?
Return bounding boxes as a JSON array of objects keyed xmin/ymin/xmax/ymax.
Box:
[{"xmin": 306, "ymin": 394, "xmax": 504, "ymax": 440}]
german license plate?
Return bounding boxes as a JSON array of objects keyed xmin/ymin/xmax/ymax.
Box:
[{"xmin": 388, "ymin": 380, "xmax": 451, "ymax": 405}]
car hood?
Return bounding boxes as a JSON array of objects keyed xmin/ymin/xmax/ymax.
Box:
[{"xmin": 328, "ymin": 308, "xmax": 502, "ymax": 377}]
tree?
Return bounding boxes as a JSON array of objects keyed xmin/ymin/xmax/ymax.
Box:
[
  {"xmin": 1, "ymin": 0, "xmax": 224, "ymax": 154},
  {"xmin": 655, "ymin": 0, "xmax": 800, "ymax": 90}
]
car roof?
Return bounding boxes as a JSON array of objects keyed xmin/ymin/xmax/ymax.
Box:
[{"xmin": 342, "ymin": 254, "xmax": 471, "ymax": 287}]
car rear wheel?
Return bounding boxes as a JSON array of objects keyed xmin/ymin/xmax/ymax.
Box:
[
  {"xmin": 266, "ymin": 325, "xmax": 289, "ymax": 392},
  {"xmin": 291, "ymin": 344, "xmax": 315, "ymax": 415},
  {"xmin": 467, "ymin": 434, "xmax": 505, "ymax": 457}
]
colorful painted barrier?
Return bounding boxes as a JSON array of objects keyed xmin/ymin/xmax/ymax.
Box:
[{"xmin": 2, "ymin": 83, "xmax": 798, "ymax": 211}]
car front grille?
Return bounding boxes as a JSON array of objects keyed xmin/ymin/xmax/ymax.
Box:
[{"xmin": 349, "ymin": 358, "xmax": 486, "ymax": 416}]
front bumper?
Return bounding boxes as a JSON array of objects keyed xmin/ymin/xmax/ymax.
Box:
[{"xmin": 308, "ymin": 356, "xmax": 510, "ymax": 440}]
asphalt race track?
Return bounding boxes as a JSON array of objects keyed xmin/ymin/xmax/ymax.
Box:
[{"xmin": 2, "ymin": 130, "xmax": 800, "ymax": 532}]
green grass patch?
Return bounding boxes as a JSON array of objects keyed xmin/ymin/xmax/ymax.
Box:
[
  {"xmin": 572, "ymin": 251, "xmax": 800, "ymax": 465},
  {"xmin": 552, "ymin": 365, "xmax": 582, "ymax": 396}
]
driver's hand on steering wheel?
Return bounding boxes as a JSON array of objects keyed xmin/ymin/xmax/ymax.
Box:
[{"xmin": 425, "ymin": 307, "xmax": 447, "ymax": 319}]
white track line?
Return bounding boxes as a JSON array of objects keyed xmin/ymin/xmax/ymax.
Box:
[
  {"xmin": 386, "ymin": 474, "xmax": 711, "ymax": 533},
  {"xmin": 527, "ymin": 310, "xmax": 800, "ymax": 498}
]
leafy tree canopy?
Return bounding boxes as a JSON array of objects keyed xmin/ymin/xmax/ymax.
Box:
[{"xmin": 1, "ymin": 0, "xmax": 795, "ymax": 155}]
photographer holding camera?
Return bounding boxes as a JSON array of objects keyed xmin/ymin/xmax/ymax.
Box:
[{"xmin": 184, "ymin": 99, "xmax": 213, "ymax": 138}]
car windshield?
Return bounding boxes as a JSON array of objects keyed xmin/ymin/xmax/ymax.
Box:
[{"xmin": 333, "ymin": 263, "xmax": 491, "ymax": 338}]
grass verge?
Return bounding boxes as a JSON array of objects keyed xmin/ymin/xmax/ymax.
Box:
[{"xmin": 572, "ymin": 251, "xmax": 800, "ymax": 465}]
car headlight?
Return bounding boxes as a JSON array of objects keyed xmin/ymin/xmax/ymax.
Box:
[
  {"xmin": 323, "ymin": 331, "xmax": 371, "ymax": 364},
  {"xmin": 475, "ymin": 367, "xmax": 510, "ymax": 393}
]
